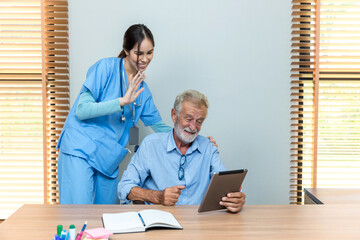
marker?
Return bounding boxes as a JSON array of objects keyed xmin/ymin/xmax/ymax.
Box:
[
  {"xmin": 57, "ymin": 225, "xmax": 63, "ymax": 237},
  {"xmin": 60, "ymin": 230, "xmax": 67, "ymax": 240},
  {"xmin": 69, "ymin": 224, "xmax": 76, "ymax": 240},
  {"xmin": 75, "ymin": 221, "xmax": 87, "ymax": 240}
]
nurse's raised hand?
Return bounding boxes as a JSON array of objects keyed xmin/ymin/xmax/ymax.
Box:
[{"xmin": 119, "ymin": 71, "xmax": 145, "ymax": 106}]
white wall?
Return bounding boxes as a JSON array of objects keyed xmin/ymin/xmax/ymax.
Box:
[{"xmin": 68, "ymin": 0, "xmax": 291, "ymax": 204}]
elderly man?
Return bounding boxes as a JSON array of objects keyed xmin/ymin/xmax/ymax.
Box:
[{"xmin": 118, "ymin": 90, "xmax": 245, "ymax": 213}]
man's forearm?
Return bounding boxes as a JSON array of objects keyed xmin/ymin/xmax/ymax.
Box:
[{"xmin": 127, "ymin": 186, "xmax": 163, "ymax": 204}]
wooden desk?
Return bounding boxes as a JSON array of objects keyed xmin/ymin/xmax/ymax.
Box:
[
  {"xmin": 1, "ymin": 204, "xmax": 360, "ymax": 239},
  {"xmin": 304, "ymin": 188, "xmax": 360, "ymax": 204}
]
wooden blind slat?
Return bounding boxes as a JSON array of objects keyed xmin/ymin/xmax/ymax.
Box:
[{"xmin": 41, "ymin": 0, "xmax": 69, "ymax": 205}]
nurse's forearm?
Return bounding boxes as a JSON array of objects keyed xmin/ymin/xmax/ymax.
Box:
[
  {"xmin": 150, "ymin": 120, "xmax": 172, "ymax": 133},
  {"xmin": 76, "ymin": 90, "xmax": 122, "ymax": 120},
  {"xmin": 127, "ymin": 186, "xmax": 162, "ymax": 204}
]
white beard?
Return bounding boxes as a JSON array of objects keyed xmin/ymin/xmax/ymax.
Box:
[{"xmin": 174, "ymin": 121, "xmax": 198, "ymax": 144}]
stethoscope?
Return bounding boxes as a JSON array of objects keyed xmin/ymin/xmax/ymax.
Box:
[{"xmin": 119, "ymin": 57, "xmax": 143, "ymax": 123}]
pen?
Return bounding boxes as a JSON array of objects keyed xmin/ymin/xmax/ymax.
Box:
[
  {"xmin": 75, "ymin": 221, "xmax": 87, "ymax": 240},
  {"xmin": 138, "ymin": 213, "xmax": 146, "ymax": 227}
]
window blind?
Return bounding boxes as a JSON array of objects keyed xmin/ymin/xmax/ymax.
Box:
[
  {"xmin": 0, "ymin": 0, "xmax": 43, "ymax": 219},
  {"xmin": 290, "ymin": 0, "xmax": 360, "ymax": 204},
  {"xmin": 0, "ymin": 0, "xmax": 69, "ymax": 218},
  {"xmin": 41, "ymin": 0, "xmax": 69, "ymax": 205}
]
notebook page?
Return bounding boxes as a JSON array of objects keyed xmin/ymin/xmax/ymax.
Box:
[
  {"xmin": 102, "ymin": 212, "xmax": 145, "ymax": 233},
  {"xmin": 139, "ymin": 209, "xmax": 182, "ymax": 228}
]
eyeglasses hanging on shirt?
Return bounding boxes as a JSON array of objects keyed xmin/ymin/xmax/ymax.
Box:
[{"xmin": 119, "ymin": 58, "xmax": 143, "ymax": 150}]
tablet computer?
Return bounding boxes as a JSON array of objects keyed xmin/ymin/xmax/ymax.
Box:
[{"xmin": 198, "ymin": 169, "xmax": 248, "ymax": 213}]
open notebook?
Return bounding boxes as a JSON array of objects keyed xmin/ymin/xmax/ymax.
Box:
[{"xmin": 102, "ymin": 209, "xmax": 182, "ymax": 234}]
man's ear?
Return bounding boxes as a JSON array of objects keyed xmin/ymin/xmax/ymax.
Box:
[{"xmin": 171, "ymin": 108, "xmax": 177, "ymax": 124}]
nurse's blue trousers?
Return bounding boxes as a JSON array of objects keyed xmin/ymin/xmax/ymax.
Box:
[{"xmin": 58, "ymin": 151, "xmax": 119, "ymax": 204}]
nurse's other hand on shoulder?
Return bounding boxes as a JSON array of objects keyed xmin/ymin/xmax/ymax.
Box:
[
  {"xmin": 207, "ymin": 136, "xmax": 218, "ymax": 148},
  {"xmin": 119, "ymin": 71, "xmax": 145, "ymax": 107}
]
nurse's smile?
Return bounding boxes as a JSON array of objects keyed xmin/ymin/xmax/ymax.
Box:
[{"xmin": 138, "ymin": 63, "xmax": 148, "ymax": 71}]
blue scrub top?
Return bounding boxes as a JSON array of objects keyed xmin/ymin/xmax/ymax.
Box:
[{"xmin": 57, "ymin": 57, "xmax": 161, "ymax": 177}]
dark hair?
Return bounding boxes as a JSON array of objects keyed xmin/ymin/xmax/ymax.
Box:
[{"xmin": 118, "ymin": 24, "xmax": 154, "ymax": 58}]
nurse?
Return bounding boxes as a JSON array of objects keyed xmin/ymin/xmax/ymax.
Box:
[{"xmin": 57, "ymin": 24, "xmax": 172, "ymax": 204}]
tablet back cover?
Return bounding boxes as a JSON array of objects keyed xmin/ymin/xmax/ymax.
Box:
[{"xmin": 198, "ymin": 169, "xmax": 247, "ymax": 213}]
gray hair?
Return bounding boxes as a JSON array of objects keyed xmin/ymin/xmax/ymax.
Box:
[{"xmin": 173, "ymin": 90, "xmax": 209, "ymax": 114}]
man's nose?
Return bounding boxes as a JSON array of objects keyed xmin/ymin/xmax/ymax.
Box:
[{"xmin": 188, "ymin": 121, "xmax": 196, "ymax": 131}]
